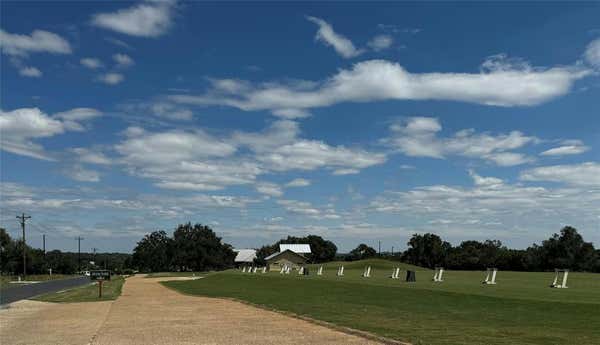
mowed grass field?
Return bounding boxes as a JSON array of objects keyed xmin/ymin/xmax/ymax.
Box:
[
  {"xmin": 33, "ymin": 276, "xmax": 125, "ymax": 303},
  {"xmin": 164, "ymin": 259, "xmax": 600, "ymax": 345}
]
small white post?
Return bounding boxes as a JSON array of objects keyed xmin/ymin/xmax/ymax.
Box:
[
  {"xmin": 562, "ymin": 271, "xmax": 569, "ymax": 288},
  {"xmin": 285, "ymin": 265, "xmax": 291, "ymax": 274},
  {"xmin": 317, "ymin": 266, "xmax": 323, "ymax": 275},
  {"xmin": 242, "ymin": 266, "xmax": 246, "ymax": 273},
  {"xmin": 279, "ymin": 266, "xmax": 285, "ymax": 274},
  {"xmin": 490, "ymin": 269, "xmax": 497, "ymax": 284},
  {"xmin": 253, "ymin": 267, "xmax": 258, "ymax": 273},
  {"xmin": 367, "ymin": 266, "xmax": 371, "ymax": 277},
  {"xmin": 298, "ymin": 266, "xmax": 304, "ymax": 275},
  {"xmin": 433, "ymin": 267, "xmax": 444, "ymax": 282},
  {"xmin": 262, "ymin": 267, "xmax": 267, "ymax": 273},
  {"xmin": 395, "ymin": 267, "xmax": 400, "ymax": 279},
  {"xmin": 552, "ymin": 271, "xmax": 559, "ymax": 287},
  {"xmin": 337, "ymin": 265, "xmax": 344, "ymax": 276}
]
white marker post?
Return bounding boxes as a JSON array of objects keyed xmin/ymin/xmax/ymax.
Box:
[
  {"xmin": 317, "ymin": 266, "xmax": 323, "ymax": 275},
  {"xmin": 298, "ymin": 266, "xmax": 304, "ymax": 275},
  {"xmin": 242, "ymin": 266, "xmax": 246, "ymax": 273},
  {"xmin": 551, "ymin": 269, "xmax": 569, "ymax": 288},
  {"xmin": 262, "ymin": 267, "xmax": 267, "ymax": 273},
  {"xmin": 391, "ymin": 267, "xmax": 400, "ymax": 279},
  {"xmin": 482, "ymin": 268, "xmax": 498, "ymax": 285},
  {"xmin": 337, "ymin": 265, "xmax": 344, "ymax": 276},
  {"xmin": 362, "ymin": 266, "xmax": 371, "ymax": 278},
  {"xmin": 433, "ymin": 267, "xmax": 444, "ymax": 282}
]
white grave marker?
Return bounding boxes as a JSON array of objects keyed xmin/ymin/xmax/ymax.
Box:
[
  {"xmin": 362, "ymin": 266, "xmax": 371, "ymax": 278},
  {"xmin": 337, "ymin": 265, "xmax": 344, "ymax": 276},
  {"xmin": 551, "ymin": 269, "xmax": 569, "ymax": 288},
  {"xmin": 433, "ymin": 267, "xmax": 444, "ymax": 282},
  {"xmin": 317, "ymin": 266, "xmax": 323, "ymax": 275},
  {"xmin": 482, "ymin": 268, "xmax": 498, "ymax": 285}
]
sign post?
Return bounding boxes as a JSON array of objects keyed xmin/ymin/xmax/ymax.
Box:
[{"xmin": 90, "ymin": 270, "xmax": 111, "ymax": 298}]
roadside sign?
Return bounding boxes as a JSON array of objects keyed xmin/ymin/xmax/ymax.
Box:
[{"xmin": 90, "ymin": 270, "xmax": 111, "ymax": 281}]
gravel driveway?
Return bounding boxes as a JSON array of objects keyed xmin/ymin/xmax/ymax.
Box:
[{"xmin": 1, "ymin": 275, "xmax": 384, "ymax": 345}]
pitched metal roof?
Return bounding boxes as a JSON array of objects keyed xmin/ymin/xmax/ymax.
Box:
[
  {"xmin": 264, "ymin": 249, "xmax": 308, "ymax": 261},
  {"xmin": 279, "ymin": 244, "xmax": 311, "ymax": 253},
  {"xmin": 234, "ymin": 249, "xmax": 257, "ymax": 262}
]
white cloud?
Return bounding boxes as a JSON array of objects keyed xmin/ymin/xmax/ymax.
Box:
[
  {"xmin": 65, "ymin": 165, "xmax": 101, "ymax": 182},
  {"xmin": 584, "ymin": 38, "xmax": 600, "ymax": 68},
  {"xmin": 285, "ymin": 178, "xmax": 311, "ymax": 187},
  {"xmin": 277, "ymin": 199, "xmax": 340, "ymax": 220},
  {"xmin": 255, "ymin": 182, "xmax": 283, "ymax": 197},
  {"xmin": 384, "ymin": 117, "xmax": 538, "ymax": 166},
  {"xmin": 97, "ymin": 73, "xmax": 124, "ymax": 85},
  {"xmin": 54, "ymin": 108, "xmax": 103, "ymax": 131},
  {"xmin": 0, "ymin": 107, "xmax": 101, "ymax": 160},
  {"xmin": 80, "ymin": 57, "xmax": 103, "ymax": 69},
  {"xmin": 306, "ymin": 16, "xmax": 363, "ymax": 58},
  {"xmin": 370, "ymin": 170, "xmax": 600, "ymax": 241},
  {"xmin": 113, "ymin": 53, "xmax": 134, "ymax": 67},
  {"xmin": 170, "ymin": 59, "xmax": 590, "ymax": 116},
  {"xmin": 115, "ymin": 120, "xmax": 384, "ymax": 192},
  {"xmin": 91, "ymin": 1, "xmax": 175, "ymax": 37},
  {"xmin": 520, "ymin": 162, "xmax": 600, "ymax": 187},
  {"xmin": 540, "ymin": 141, "xmax": 589, "ymax": 156},
  {"xmin": 368, "ymin": 34, "xmax": 393, "ymax": 51},
  {"xmin": 70, "ymin": 148, "xmax": 111, "ymax": 165},
  {"xmin": 19, "ymin": 66, "xmax": 42, "ymax": 77},
  {"xmin": 0, "ymin": 29, "xmax": 71, "ymax": 56}
]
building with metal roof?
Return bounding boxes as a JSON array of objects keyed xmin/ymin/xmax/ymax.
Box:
[
  {"xmin": 279, "ymin": 244, "xmax": 311, "ymax": 254},
  {"xmin": 234, "ymin": 249, "xmax": 257, "ymax": 263},
  {"xmin": 265, "ymin": 249, "xmax": 308, "ymax": 271}
]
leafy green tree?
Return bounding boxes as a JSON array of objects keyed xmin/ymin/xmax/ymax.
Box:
[
  {"xmin": 539, "ymin": 226, "xmax": 597, "ymax": 271},
  {"xmin": 347, "ymin": 243, "xmax": 377, "ymax": 261},
  {"xmin": 403, "ymin": 233, "xmax": 451, "ymax": 269},
  {"xmin": 132, "ymin": 230, "xmax": 173, "ymax": 272},
  {"xmin": 171, "ymin": 223, "xmax": 235, "ymax": 271}
]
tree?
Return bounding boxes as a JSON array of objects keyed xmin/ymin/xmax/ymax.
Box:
[
  {"xmin": 403, "ymin": 233, "xmax": 451, "ymax": 269},
  {"xmin": 538, "ymin": 226, "xmax": 597, "ymax": 271},
  {"xmin": 347, "ymin": 243, "xmax": 377, "ymax": 261},
  {"xmin": 171, "ymin": 223, "xmax": 235, "ymax": 271},
  {"xmin": 132, "ymin": 230, "xmax": 173, "ymax": 272}
]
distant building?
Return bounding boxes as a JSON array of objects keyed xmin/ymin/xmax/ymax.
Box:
[
  {"xmin": 233, "ymin": 249, "xmax": 257, "ymax": 266},
  {"xmin": 265, "ymin": 244, "xmax": 311, "ymax": 271}
]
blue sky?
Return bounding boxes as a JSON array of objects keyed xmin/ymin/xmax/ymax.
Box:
[{"xmin": 1, "ymin": 1, "xmax": 599, "ymax": 253}]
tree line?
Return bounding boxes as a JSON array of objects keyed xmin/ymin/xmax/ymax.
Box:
[
  {"xmin": 401, "ymin": 226, "xmax": 600, "ymax": 272},
  {"xmin": 0, "ymin": 228, "xmax": 132, "ymax": 275}
]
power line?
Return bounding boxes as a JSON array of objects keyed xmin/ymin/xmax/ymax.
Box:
[{"xmin": 16, "ymin": 213, "xmax": 31, "ymax": 278}]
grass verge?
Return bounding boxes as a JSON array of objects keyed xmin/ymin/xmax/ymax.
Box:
[{"xmin": 33, "ymin": 276, "xmax": 125, "ymax": 303}]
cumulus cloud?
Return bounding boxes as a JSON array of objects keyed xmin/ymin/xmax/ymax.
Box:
[
  {"xmin": 584, "ymin": 38, "xmax": 600, "ymax": 68},
  {"xmin": 54, "ymin": 108, "xmax": 103, "ymax": 131},
  {"xmin": 277, "ymin": 199, "xmax": 340, "ymax": 220},
  {"xmin": 19, "ymin": 66, "xmax": 42, "ymax": 77},
  {"xmin": 0, "ymin": 29, "xmax": 71, "ymax": 56},
  {"xmin": 97, "ymin": 73, "xmax": 124, "ymax": 85},
  {"xmin": 370, "ymin": 170, "xmax": 600, "ymax": 240},
  {"xmin": 81, "ymin": 57, "xmax": 103, "ymax": 69},
  {"xmin": 368, "ymin": 34, "xmax": 393, "ymax": 51},
  {"xmin": 115, "ymin": 120, "xmax": 384, "ymax": 191},
  {"xmin": 383, "ymin": 117, "xmax": 538, "ymax": 166},
  {"xmin": 65, "ymin": 165, "xmax": 101, "ymax": 182},
  {"xmin": 540, "ymin": 140, "xmax": 589, "ymax": 156},
  {"xmin": 255, "ymin": 182, "xmax": 283, "ymax": 197},
  {"xmin": 285, "ymin": 178, "xmax": 311, "ymax": 187},
  {"xmin": 91, "ymin": 1, "xmax": 175, "ymax": 37},
  {"xmin": 70, "ymin": 147, "xmax": 111, "ymax": 165},
  {"xmin": 0, "ymin": 107, "xmax": 101, "ymax": 160},
  {"xmin": 170, "ymin": 59, "xmax": 590, "ymax": 117},
  {"xmin": 520, "ymin": 162, "xmax": 600, "ymax": 187},
  {"xmin": 113, "ymin": 53, "xmax": 134, "ymax": 67},
  {"xmin": 306, "ymin": 16, "xmax": 363, "ymax": 58}
]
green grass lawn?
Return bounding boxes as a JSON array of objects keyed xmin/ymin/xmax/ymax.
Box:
[
  {"xmin": 0, "ymin": 274, "xmax": 75, "ymax": 290},
  {"xmin": 144, "ymin": 271, "xmax": 206, "ymax": 278},
  {"xmin": 33, "ymin": 276, "xmax": 125, "ymax": 303},
  {"xmin": 163, "ymin": 259, "xmax": 600, "ymax": 345}
]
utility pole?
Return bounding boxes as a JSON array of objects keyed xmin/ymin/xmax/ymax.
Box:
[
  {"xmin": 16, "ymin": 213, "xmax": 31, "ymax": 278},
  {"xmin": 43, "ymin": 234, "xmax": 46, "ymax": 254},
  {"xmin": 92, "ymin": 247, "xmax": 97, "ymax": 268},
  {"xmin": 392, "ymin": 246, "xmax": 394, "ymax": 256},
  {"xmin": 77, "ymin": 236, "xmax": 84, "ymax": 273},
  {"xmin": 378, "ymin": 240, "xmax": 381, "ymax": 257}
]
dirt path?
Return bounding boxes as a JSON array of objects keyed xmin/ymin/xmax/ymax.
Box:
[
  {"xmin": 0, "ymin": 299, "xmax": 112, "ymax": 345},
  {"xmin": 1, "ymin": 275, "xmax": 383, "ymax": 345},
  {"xmin": 92, "ymin": 275, "xmax": 382, "ymax": 344}
]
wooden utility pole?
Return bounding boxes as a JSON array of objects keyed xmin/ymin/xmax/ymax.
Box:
[
  {"xmin": 77, "ymin": 236, "xmax": 84, "ymax": 273},
  {"xmin": 16, "ymin": 213, "xmax": 31, "ymax": 278},
  {"xmin": 43, "ymin": 234, "xmax": 46, "ymax": 253}
]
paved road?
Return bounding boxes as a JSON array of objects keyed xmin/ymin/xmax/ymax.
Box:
[{"xmin": 0, "ymin": 276, "xmax": 91, "ymax": 305}]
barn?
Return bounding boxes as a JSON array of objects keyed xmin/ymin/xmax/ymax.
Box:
[
  {"xmin": 265, "ymin": 244, "xmax": 311, "ymax": 271},
  {"xmin": 233, "ymin": 249, "xmax": 257, "ymax": 267}
]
